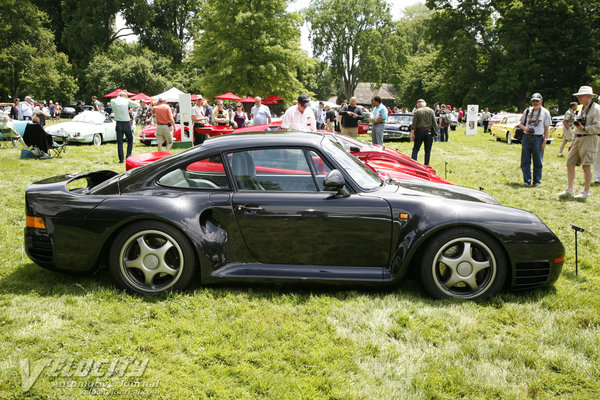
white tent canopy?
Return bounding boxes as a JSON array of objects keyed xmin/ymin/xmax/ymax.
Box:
[
  {"xmin": 152, "ymin": 87, "xmax": 186, "ymax": 102},
  {"xmin": 309, "ymin": 100, "xmax": 340, "ymax": 110}
]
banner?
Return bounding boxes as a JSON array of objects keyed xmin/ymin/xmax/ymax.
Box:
[{"xmin": 466, "ymin": 104, "xmax": 479, "ymax": 136}]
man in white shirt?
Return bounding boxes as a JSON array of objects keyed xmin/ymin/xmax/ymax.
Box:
[
  {"xmin": 20, "ymin": 96, "xmax": 34, "ymax": 120},
  {"xmin": 250, "ymin": 97, "xmax": 272, "ymax": 127},
  {"xmin": 281, "ymin": 94, "xmax": 317, "ymax": 132}
]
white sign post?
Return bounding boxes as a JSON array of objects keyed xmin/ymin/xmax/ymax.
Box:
[
  {"xmin": 178, "ymin": 93, "xmax": 192, "ymax": 142},
  {"xmin": 465, "ymin": 104, "xmax": 479, "ymax": 136}
]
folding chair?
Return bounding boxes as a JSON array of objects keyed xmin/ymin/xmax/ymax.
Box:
[
  {"xmin": 49, "ymin": 141, "xmax": 66, "ymax": 158},
  {"xmin": 0, "ymin": 128, "xmax": 17, "ymax": 149},
  {"xmin": 23, "ymin": 123, "xmax": 54, "ymax": 158}
]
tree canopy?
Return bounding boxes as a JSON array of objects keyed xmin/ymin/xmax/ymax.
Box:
[
  {"xmin": 306, "ymin": 0, "xmax": 391, "ymax": 102},
  {"xmin": 191, "ymin": 0, "xmax": 307, "ymax": 100},
  {"xmin": 0, "ymin": 0, "xmax": 77, "ymax": 102}
]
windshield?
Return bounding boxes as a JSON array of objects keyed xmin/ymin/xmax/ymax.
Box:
[
  {"xmin": 322, "ymin": 138, "xmax": 382, "ymax": 191},
  {"xmin": 328, "ymin": 133, "xmax": 368, "ymax": 152},
  {"xmin": 387, "ymin": 114, "xmax": 413, "ymax": 125},
  {"xmin": 72, "ymin": 110, "xmax": 105, "ymax": 124}
]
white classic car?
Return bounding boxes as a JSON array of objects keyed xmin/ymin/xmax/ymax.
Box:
[{"xmin": 46, "ymin": 111, "xmax": 116, "ymax": 145}]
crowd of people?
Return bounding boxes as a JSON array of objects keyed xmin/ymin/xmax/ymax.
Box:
[{"xmin": 3, "ymin": 87, "xmax": 599, "ymax": 200}]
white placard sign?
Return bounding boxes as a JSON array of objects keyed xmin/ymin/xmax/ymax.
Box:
[
  {"xmin": 178, "ymin": 93, "xmax": 192, "ymax": 142},
  {"xmin": 465, "ymin": 104, "xmax": 479, "ymax": 136}
]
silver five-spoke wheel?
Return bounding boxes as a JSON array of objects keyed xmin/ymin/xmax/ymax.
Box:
[
  {"xmin": 420, "ymin": 228, "xmax": 507, "ymax": 301},
  {"xmin": 109, "ymin": 221, "xmax": 195, "ymax": 294}
]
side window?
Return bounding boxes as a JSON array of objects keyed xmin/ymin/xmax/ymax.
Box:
[
  {"xmin": 307, "ymin": 150, "xmax": 332, "ymax": 191},
  {"xmin": 227, "ymin": 149, "xmax": 322, "ymax": 192},
  {"xmin": 158, "ymin": 154, "xmax": 230, "ymax": 189}
]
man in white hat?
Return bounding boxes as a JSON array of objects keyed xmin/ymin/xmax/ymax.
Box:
[
  {"xmin": 517, "ymin": 92, "xmax": 552, "ymax": 186},
  {"xmin": 557, "ymin": 86, "xmax": 600, "ymax": 200}
]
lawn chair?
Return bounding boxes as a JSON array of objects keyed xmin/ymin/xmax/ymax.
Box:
[
  {"xmin": 23, "ymin": 123, "xmax": 55, "ymax": 158},
  {"xmin": 0, "ymin": 128, "xmax": 15, "ymax": 149}
]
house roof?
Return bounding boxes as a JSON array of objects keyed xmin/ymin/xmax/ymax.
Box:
[{"xmin": 353, "ymin": 83, "xmax": 397, "ymax": 104}]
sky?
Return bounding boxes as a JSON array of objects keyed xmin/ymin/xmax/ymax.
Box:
[{"xmin": 117, "ymin": 0, "xmax": 425, "ymax": 55}]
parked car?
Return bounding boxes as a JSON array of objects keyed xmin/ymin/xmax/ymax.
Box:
[
  {"xmin": 551, "ymin": 115, "xmax": 564, "ymax": 126},
  {"xmin": 490, "ymin": 114, "xmax": 521, "ymax": 144},
  {"xmin": 383, "ymin": 113, "xmax": 413, "ymax": 141},
  {"xmin": 488, "ymin": 112, "xmax": 510, "ymax": 128},
  {"xmin": 25, "ymin": 132, "xmax": 564, "ymax": 300},
  {"xmin": 325, "ymin": 133, "xmax": 451, "ymax": 184},
  {"xmin": 46, "ymin": 110, "xmax": 116, "ymax": 145},
  {"xmin": 491, "ymin": 113, "xmax": 553, "ymax": 144},
  {"xmin": 139, "ymin": 124, "xmax": 190, "ymax": 145}
]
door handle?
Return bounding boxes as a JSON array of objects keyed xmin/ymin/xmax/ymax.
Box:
[{"xmin": 236, "ymin": 205, "xmax": 264, "ymax": 212}]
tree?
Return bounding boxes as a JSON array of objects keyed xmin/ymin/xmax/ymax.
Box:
[
  {"xmin": 82, "ymin": 41, "xmax": 172, "ymax": 101},
  {"xmin": 191, "ymin": 0, "xmax": 307, "ymax": 101},
  {"xmin": 123, "ymin": 0, "xmax": 203, "ymax": 65},
  {"xmin": 0, "ymin": 0, "xmax": 77, "ymax": 102},
  {"xmin": 306, "ymin": 0, "xmax": 391, "ymax": 100}
]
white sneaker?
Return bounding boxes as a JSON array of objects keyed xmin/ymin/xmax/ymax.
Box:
[
  {"xmin": 557, "ymin": 153, "xmax": 564, "ymax": 157},
  {"xmin": 557, "ymin": 189, "xmax": 574, "ymax": 198},
  {"xmin": 574, "ymin": 191, "xmax": 590, "ymax": 200}
]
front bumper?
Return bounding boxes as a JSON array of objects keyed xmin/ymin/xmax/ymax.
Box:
[{"xmin": 383, "ymin": 129, "xmax": 411, "ymax": 140}]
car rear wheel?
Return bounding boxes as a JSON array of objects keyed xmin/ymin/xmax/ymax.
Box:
[
  {"xmin": 506, "ymin": 132, "xmax": 512, "ymax": 144},
  {"xmin": 109, "ymin": 221, "xmax": 196, "ymax": 295},
  {"xmin": 420, "ymin": 228, "xmax": 507, "ymax": 301},
  {"xmin": 93, "ymin": 133, "xmax": 102, "ymax": 146}
]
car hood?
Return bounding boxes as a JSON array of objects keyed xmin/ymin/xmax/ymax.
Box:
[{"xmin": 376, "ymin": 180, "xmax": 499, "ymax": 204}]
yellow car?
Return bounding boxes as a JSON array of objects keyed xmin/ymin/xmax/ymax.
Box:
[
  {"xmin": 491, "ymin": 113, "xmax": 554, "ymax": 144},
  {"xmin": 491, "ymin": 114, "xmax": 522, "ymax": 144},
  {"xmin": 551, "ymin": 125, "xmax": 564, "ymax": 139}
]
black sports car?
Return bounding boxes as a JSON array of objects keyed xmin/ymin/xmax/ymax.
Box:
[{"xmin": 25, "ymin": 132, "xmax": 564, "ymax": 300}]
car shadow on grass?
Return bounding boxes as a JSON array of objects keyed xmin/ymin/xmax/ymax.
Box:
[{"xmin": 0, "ymin": 263, "xmax": 560, "ymax": 307}]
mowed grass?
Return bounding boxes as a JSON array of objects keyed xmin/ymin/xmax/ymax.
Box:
[{"xmin": 0, "ymin": 127, "xmax": 599, "ymax": 399}]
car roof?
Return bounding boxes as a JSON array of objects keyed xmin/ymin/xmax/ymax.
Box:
[{"xmin": 199, "ymin": 131, "xmax": 327, "ymax": 153}]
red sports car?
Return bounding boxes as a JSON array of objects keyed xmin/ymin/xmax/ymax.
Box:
[
  {"xmin": 129, "ymin": 126, "xmax": 450, "ymax": 184},
  {"xmin": 139, "ymin": 124, "xmax": 190, "ymax": 145}
]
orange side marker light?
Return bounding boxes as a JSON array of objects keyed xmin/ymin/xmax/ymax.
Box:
[{"xmin": 26, "ymin": 216, "xmax": 46, "ymax": 229}]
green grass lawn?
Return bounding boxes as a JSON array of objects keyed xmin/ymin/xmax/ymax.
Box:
[{"xmin": 0, "ymin": 128, "xmax": 599, "ymax": 399}]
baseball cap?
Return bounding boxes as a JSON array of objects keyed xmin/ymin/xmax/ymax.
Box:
[
  {"xmin": 158, "ymin": 97, "xmax": 165, "ymax": 102},
  {"xmin": 530, "ymin": 93, "xmax": 543, "ymax": 101},
  {"xmin": 297, "ymin": 94, "xmax": 311, "ymax": 107}
]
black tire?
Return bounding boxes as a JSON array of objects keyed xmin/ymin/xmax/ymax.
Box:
[
  {"xmin": 109, "ymin": 221, "xmax": 196, "ymax": 295},
  {"xmin": 506, "ymin": 132, "xmax": 512, "ymax": 144},
  {"xmin": 419, "ymin": 228, "xmax": 507, "ymax": 301},
  {"xmin": 493, "ymin": 133, "xmax": 498, "ymax": 141}
]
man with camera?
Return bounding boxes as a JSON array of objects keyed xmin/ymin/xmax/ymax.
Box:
[
  {"xmin": 557, "ymin": 86, "xmax": 600, "ymax": 200},
  {"xmin": 517, "ymin": 92, "xmax": 552, "ymax": 186}
]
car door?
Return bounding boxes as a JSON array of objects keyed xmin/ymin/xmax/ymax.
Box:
[
  {"xmin": 229, "ymin": 147, "xmax": 393, "ymax": 267},
  {"xmin": 104, "ymin": 117, "xmax": 117, "ymax": 141}
]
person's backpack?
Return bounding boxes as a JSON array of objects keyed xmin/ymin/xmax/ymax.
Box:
[{"xmin": 441, "ymin": 111, "xmax": 452, "ymax": 126}]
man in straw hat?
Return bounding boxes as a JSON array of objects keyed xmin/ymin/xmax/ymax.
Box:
[{"xmin": 557, "ymin": 86, "xmax": 600, "ymax": 200}]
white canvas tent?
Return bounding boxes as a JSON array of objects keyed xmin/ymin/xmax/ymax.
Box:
[{"xmin": 152, "ymin": 87, "xmax": 186, "ymax": 102}]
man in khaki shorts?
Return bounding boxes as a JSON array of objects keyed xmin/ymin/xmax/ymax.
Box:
[
  {"xmin": 557, "ymin": 86, "xmax": 600, "ymax": 200},
  {"xmin": 152, "ymin": 97, "xmax": 175, "ymax": 152},
  {"xmin": 338, "ymin": 97, "xmax": 363, "ymax": 138}
]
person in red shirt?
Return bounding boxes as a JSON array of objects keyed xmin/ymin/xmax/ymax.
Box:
[{"xmin": 152, "ymin": 98, "xmax": 176, "ymax": 152}]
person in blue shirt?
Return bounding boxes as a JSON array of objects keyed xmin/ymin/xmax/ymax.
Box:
[{"xmin": 370, "ymin": 96, "xmax": 388, "ymax": 145}]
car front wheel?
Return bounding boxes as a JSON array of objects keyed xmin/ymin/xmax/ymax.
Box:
[
  {"xmin": 493, "ymin": 133, "xmax": 498, "ymax": 141},
  {"xmin": 506, "ymin": 132, "xmax": 512, "ymax": 144},
  {"xmin": 109, "ymin": 221, "xmax": 196, "ymax": 295},
  {"xmin": 93, "ymin": 133, "xmax": 102, "ymax": 146},
  {"xmin": 420, "ymin": 228, "xmax": 507, "ymax": 301}
]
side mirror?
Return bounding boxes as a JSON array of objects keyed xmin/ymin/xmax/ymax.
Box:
[
  {"xmin": 323, "ymin": 170, "xmax": 350, "ymax": 197},
  {"xmin": 349, "ymin": 146, "xmax": 361, "ymax": 152}
]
